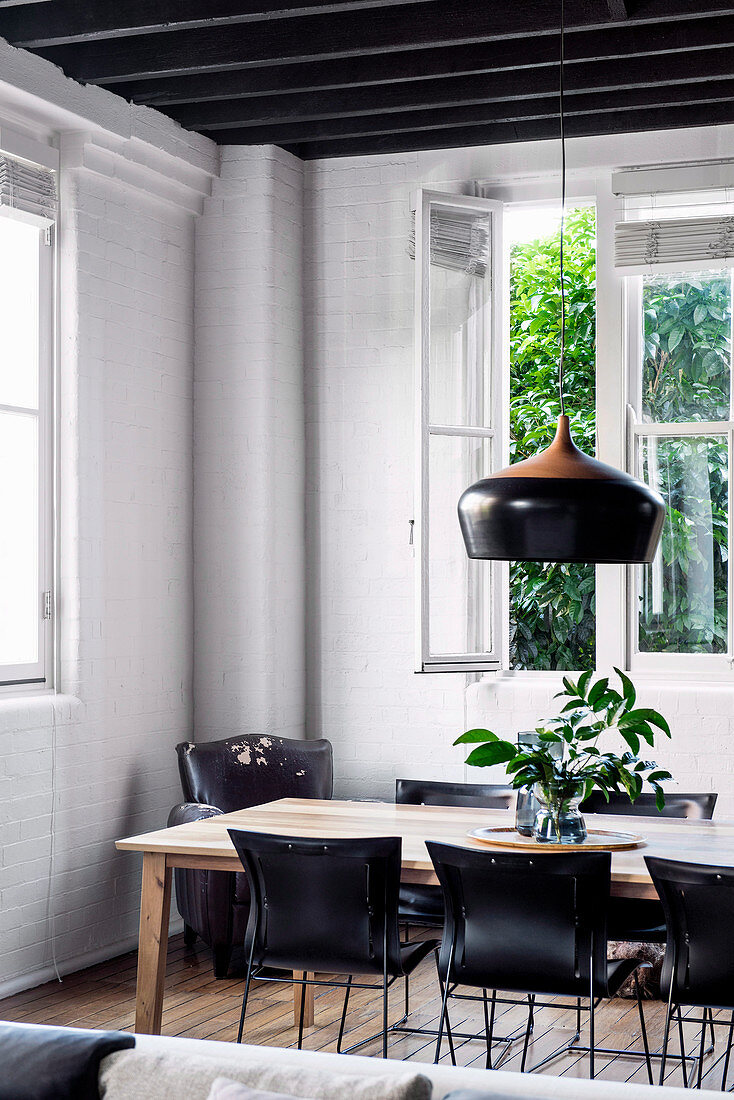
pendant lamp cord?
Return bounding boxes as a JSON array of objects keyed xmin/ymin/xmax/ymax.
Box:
[{"xmin": 558, "ymin": 0, "xmax": 567, "ymax": 418}]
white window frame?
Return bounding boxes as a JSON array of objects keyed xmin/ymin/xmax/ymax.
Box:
[
  {"xmin": 415, "ymin": 171, "xmax": 734, "ymax": 681},
  {"xmin": 624, "ymin": 272, "xmax": 734, "ymax": 679},
  {"xmin": 414, "ymin": 188, "xmax": 504, "ymax": 673},
  {"xmin": 0, "ymin": 209, "xmax": 55, "ymax": 692}
]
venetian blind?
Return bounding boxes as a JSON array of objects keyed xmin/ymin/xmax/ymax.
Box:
[
  {"xmin": 615, "ymin": 214, "xmax": 734, "ymax": 273},
  {"xmin": 409, "ymin": 207, "xmax": 490, "ymax": 277},
  {"xmin": 0, "ymin": 154, "xmax": 57, "ymax": 222}
]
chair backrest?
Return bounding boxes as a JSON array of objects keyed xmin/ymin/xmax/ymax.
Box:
[
  {"xmin": 396, "ymin": 778, "xmax": 513, "ymax": 810},
  {"xmin": 176, "ymin": 736, "xmax": 333, "ymax": 814},
  {"xmin": 228, "ymin": 830, "xmax": 404, "ymax": 976},
  {"xmin": 645, "ymin": 856, "xmax": 734, "ymax": 1009},
  {"xmin": 581, "ymin": 790, "xmax": 717, "ymax": 820},
  {"xmin": 427, "ymin": 841, "xmax": 610, "ymax": 998}
]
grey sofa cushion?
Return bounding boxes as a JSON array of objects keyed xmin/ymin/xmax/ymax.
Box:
[
  {"xmin": 207, "ymin": 1080, "xmax": 312, "ymax": 1100},
  {"xmin": 99, "ymin": 1050, "xmax": 432, "ymax": 1100}
]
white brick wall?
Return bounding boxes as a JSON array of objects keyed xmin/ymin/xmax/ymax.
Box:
[
  {"xmin": 304, "ymin": 153, "xmax": 471, "ymax": 797},
  {"xmin": 194, "ymin": 146, "xmax": 306, "ymax": 742},
  {"xmin": 303, "ymin": 149, "xmax": 734, "ymax": 812},
  {"xmin": 0, "ymin": 161, "xmax": 198, "ymax": 995}
]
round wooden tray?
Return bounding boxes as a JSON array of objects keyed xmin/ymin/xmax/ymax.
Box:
[{"xmin": 467, "ymin": 826, "xmax": 644, "ymax": 851}]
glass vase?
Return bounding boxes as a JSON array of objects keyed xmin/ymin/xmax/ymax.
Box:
[
  {"xmin": 533, "ymin": 784, "xmax": 587, "ymax": 844},
  {"xmin": 514, "ymin": 731, "xmax": 563, "ymax": 837}
]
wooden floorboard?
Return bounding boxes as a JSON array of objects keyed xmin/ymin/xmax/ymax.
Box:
[{"xmin": 0, "ymin": 932, "xmax": 730, "ymax": 1090}]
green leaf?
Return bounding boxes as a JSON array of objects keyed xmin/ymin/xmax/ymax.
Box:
[
  {"xmin": 619, "ymin": 728, "xmax": 640, "ymax": 756},
  {"xmin": 465, "ymin": 742, "xmax": 517, "ymax": 768},
  {"xmin": 620, "ymin": 709, "xmax": 671, "ymax": 738},
  {"xmin": 587, "ymin": 677, "xmax": 609, "ymax": 706},
  {"xmin": 453, "ymin": 729, "xmax": 498, "ymax": 745},
  {"xmin": 614, "ymin": 667, "xmax": 636, "ymax": 708}
]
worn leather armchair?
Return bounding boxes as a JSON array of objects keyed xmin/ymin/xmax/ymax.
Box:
[{"xmin": 170, "ymin": 734, "xmax": 333, "ymax": 977}]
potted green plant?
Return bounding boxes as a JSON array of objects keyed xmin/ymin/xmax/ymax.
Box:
[{"xmin": 455, "ymin": 669, "xmax": 673, "ymax": 844}]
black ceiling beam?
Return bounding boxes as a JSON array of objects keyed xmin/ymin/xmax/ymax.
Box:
[
  {"xmin": 167, "ymin": 51, "xmax": 734, "ymax": 130},
  {"xmin": 107, "ymin": 26, "xmax": 734, "ymax": 107},
  {"xmin": 282, "ymin": 98, "xmax": 734, "ymax": 159},
  {"xmin": 31, "ymin": 5, "xmax": 734, "ymax": 84},
  {"xmin": 199, "ymin": 79, "xmax": 734, "ymax": 145},
  {"xmin": 0, "ymin": 0, "xmax": 442, "ymax": 48}
]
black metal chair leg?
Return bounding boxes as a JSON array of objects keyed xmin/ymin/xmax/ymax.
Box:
[
  {"xmin": 337, "ymin": 976, "xmax": 352, "ymax": 1053},
  {"xmin": 721, "ymin": 1011, "xmax": 734, "ymax": 1091},
  {"xmin": 237, "ymin": 939, "xmax": 257, "ymax": 1043},
  {"xmin": 634, "ymin": 971, "xmax": 653, "ymax": 1085},
  {"xmin": 482, "ymin": 988, "xmax": 497, "ymax": 1070},
  {"xmin": 382, "ymin": 962, "xmax": 389, "ymax": 1060},
  {"xmin": 659, "ymin": 1004, "xmax": 673, "ymax": 1086},
  {"xmin": 521, "ymin": 994, "xmax": 535, "ymax": 1072},
  {"xmin": 297, "ymin": 975, "xmax": 307, "ymax": 1051},
  {"xmin": 433, "ymin": 942, "xmax": 455, "ymax": 1064},
  {"xmin": 589, "ymin": 994, "xmax": 595, "ymax": 1080},
  {"xmin": 678, "ymin": 1006, "xmax": 689, "ymax": 1088},
  {"xmin": 697, "ymin": 1009, "xmax": 708, "ymax": 1089},
  {"xmin": 405, "ymin": 973, "xmax": 409, "ymax": 1018}
]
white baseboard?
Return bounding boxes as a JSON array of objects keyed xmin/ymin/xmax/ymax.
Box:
[{"xmin": 0, "ymin": 918, "xmax": 184, "ymax": 1002}]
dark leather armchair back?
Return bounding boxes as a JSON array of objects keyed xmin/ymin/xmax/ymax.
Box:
[{"xmin": 176, "ymin": 735, "xmax": 334, "ymax": 813}]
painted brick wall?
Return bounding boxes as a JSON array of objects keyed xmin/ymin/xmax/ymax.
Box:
[
  {"xmin": 0, "ymin": 162, "xmax": 197, "ymax": 995},
  {"xmin": 303, "ymin": 150, "xmax": 734, "ymax": 813},
  {"xmin": 304, "ymin": 153, "xmax": 471, "ymax": 796},
  {"xmin": 194, "ymin": 145, "xmax": 306, "ymax": 742}
]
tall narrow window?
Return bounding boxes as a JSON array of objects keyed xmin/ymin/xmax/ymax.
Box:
[
  {"xmin": 413, "ymin": 190, "xmax": 503, "ymax": 672},
  {"xmin": 507, "ymin": 203, "xmax": 597, "ymax": 671},
  {"xmin": 629, "ymin": 270, "xmax": 732, "ymax": 670},
  {"xmin": 0, "ymin": 154, "xmax": 55, "ymax": 688}
]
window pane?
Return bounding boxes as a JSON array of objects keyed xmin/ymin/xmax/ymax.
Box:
[
  {"xmin": 428, "ymin": 206, "xmax": 492, "ymax": 428},
  {"xmin": 642, "ymin": 271, "xmax": 731, "ymax": 423},
  {"xmin": 0, "ymin": 216, "xmax": 39, "ymax": 410},
  {"xmin": 0, "ymin": 410, "xmax": 38, "ymax": 665},
  {"xmin": 638, "ymin": 434, "xmax": 728, "ymax": 654},
  {"xmin": 428, "ymin": 435, "xmax": 491, "ymax": 656},
  {"xmin": 508, "ymin": 204, "xmax": 597, "ymax": 670}
]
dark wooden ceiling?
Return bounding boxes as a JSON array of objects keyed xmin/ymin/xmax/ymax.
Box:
[{"xmin": 2, "ymin": 1, "xmax": 734, "ymax": 159}]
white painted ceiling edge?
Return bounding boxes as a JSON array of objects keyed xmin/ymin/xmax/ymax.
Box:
[{"xmin": 0, "ymin": 34, "xmax": 219, "ymax": 181}]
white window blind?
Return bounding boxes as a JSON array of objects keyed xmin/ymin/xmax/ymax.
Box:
[
  {"xmin": 409, "ymin": 206, "xmax": 490, "ymax": 277},
  {"xmin": 615, "ymin": 215, "xmax": 734, "ymax": 273},
  {"xmin": 0, "ymin": 154, "xmax": 57, "ymax": 222}
]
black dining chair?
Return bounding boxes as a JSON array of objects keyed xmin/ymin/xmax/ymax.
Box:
[
  {"xmin": 645, "ymin": 855, "xmax": 734, "ymax": 1089},
  {"xmin": 581, "ymin": 792, "xmax": 717, "ymax": 944},
  {"xmin": 396, "ymin": 779, "xmax": 513, "ymax": 930},
  {"xmin": 227, "ymin": 829, "xmax": 438, "ymax": 1057},
  {"xmin": 427, "ymin": 841, "xmax": 653, "ymax": 1079}
]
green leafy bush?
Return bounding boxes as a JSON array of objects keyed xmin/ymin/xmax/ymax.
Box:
[
  {"xmin": 639, "ymin": 273, "xmax": 730, "ymax": 654},
  {"xmin": 509, "ymin": 206, "xmax": 596, "ymax": 671}
]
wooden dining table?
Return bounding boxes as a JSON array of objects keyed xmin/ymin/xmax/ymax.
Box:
[{"xmin": 116, "ymin": 796, "xmax": 734, "ymax": 1036}]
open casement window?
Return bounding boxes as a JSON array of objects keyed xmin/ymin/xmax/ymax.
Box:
[
  {"xmin": 0, "ymin": 153, "xmax": 56, "ymax": 689},
  {"xmin": 618, "ymin": 186, "xmax": 734, "ymax": 675},
  {"xmin": 413, "ymin": 189, "xmax": 504, "ymax": 672}
]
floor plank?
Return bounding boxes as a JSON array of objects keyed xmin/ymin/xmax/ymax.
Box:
[{"xmin": 0, "ymin": 932, "xmax": 729, "ymax": 1089}]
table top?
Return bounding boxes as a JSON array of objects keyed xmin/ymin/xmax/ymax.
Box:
[{"xmin": 117, "ymin": 797, "xmax": 734, "ymax": 887}]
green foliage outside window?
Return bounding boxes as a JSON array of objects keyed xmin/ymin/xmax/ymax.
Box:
[
  {"xmin": 509, "ymin": 206, "xmax": 597, "ymax": 671},
  {"xmin": 639, "ymin": 272, "xmax": 730, "ymax": 654}
]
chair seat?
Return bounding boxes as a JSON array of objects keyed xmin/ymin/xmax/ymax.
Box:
[
  {"xmin": 398, "ymin": 883, "xmax": 444, "ymax": 925},
  {"xmin": 399, "ymin": 937, "xmax": 440, "ymax": 976},
  {"xmin": 608, "ymin": 898, "xmax": 666, "ymax": 944}
]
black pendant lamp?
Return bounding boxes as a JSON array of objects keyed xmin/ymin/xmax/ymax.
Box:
[{"xmin": 457, "ymin": 1, "xmax": 665, "ymax": 566}]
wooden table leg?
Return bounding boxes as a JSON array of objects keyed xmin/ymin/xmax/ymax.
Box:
[
  {"xmin": 293, "ymin": 972, "xmax": 315, "ymax": 1028},
  {"xmin": 134, "ymin": 852, "xmax": 172, "ymax": 1034}
]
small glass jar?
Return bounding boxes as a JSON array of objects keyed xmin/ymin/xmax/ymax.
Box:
[{"xmin": 533, "ymin": 784, "xmax": 587, "ymax": 845}]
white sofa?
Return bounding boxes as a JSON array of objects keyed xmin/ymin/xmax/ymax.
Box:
[{"xmin": 108, "ymin": 1033, "xmax": 722, "ymax": 1100}]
